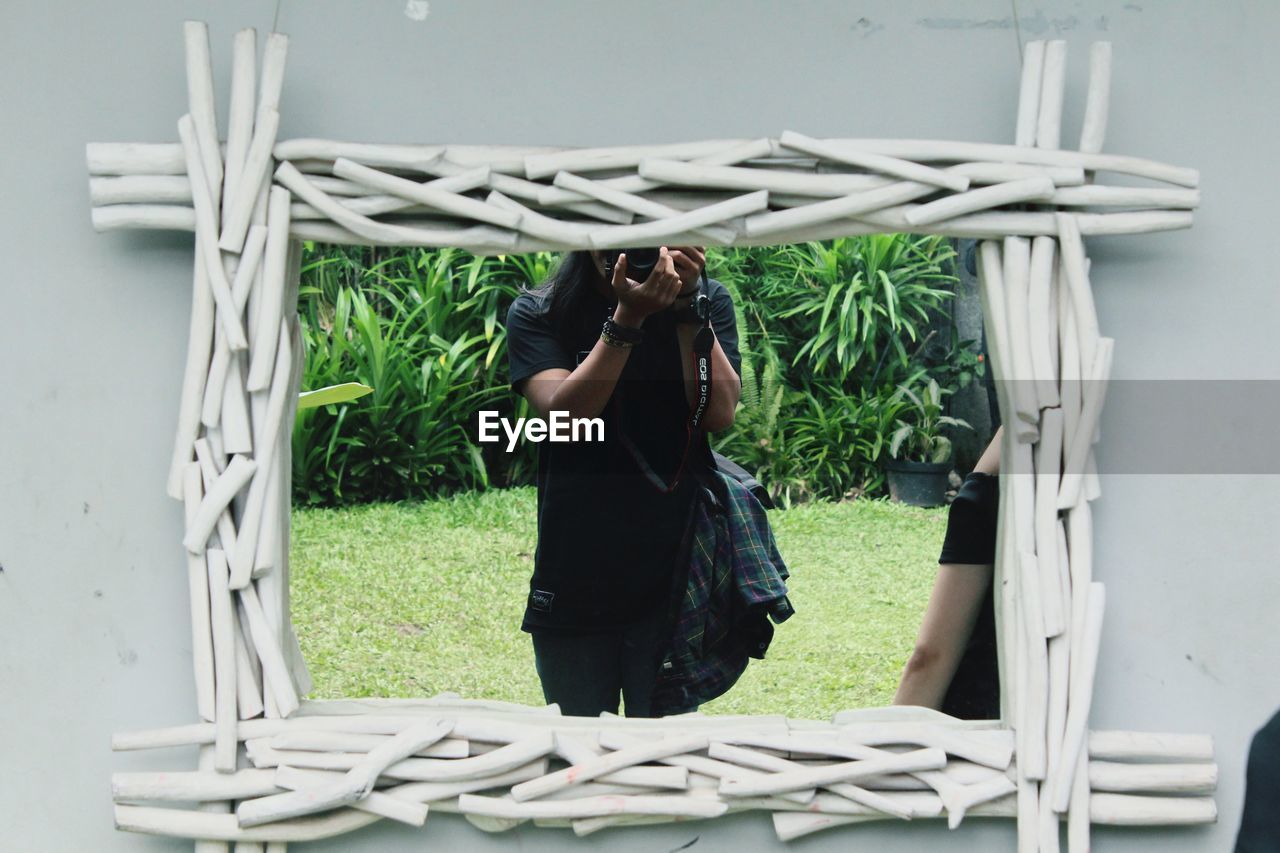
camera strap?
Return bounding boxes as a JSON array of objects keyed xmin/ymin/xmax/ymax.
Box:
[{"xmin": 613, "ymin": 273, "xmax": 714, "ymax": 495}]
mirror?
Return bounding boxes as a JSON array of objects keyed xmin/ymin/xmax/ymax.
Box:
[{"xmin": 288, "ymin": 235, "xmax": 998, "ymax": 721}]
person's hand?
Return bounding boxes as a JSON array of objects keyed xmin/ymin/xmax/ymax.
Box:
[
  {"xmin": 668, "ymin": 246, "xmax": 707, "ymax": 296},
  {"xmin": 610, "ymin": 247, "xmax": 682, "ymax": 327}
]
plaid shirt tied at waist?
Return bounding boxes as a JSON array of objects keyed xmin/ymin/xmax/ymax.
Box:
[{"xmin": 651, "ymin": 467, "xmax": 794, "ymax": 716}]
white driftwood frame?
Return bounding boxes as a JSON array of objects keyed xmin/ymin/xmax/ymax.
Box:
[{"xmin": 89, "ymin": 23, "xmax": 1215, "ymax": 851}]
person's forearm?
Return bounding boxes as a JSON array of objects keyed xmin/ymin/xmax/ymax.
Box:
[
  {"xmin": 893, "ymin": 651, "xmax": 963, "ymax": 710},
  {"xmin": 676, "ymin": 322, "xmax": 741, "ymax": 432},
  {"xmin": 536, "ymin": 305, "xmax": 642, "ymax": 420}
]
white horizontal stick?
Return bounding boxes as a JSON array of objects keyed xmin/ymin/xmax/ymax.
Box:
[
  {"xmin": 287, "ymin": 215, "xmax": 518, "ymax": 252},
  {"xmin": 460, "ymin": 792, "xmax": 727, "ymax": 821},
  {"xmin": 1088, "ymin": 731, "xmax": 1215, "ymax": 763},
  {"xmin": 820, "ymin": 725, "xmax": 1013, "ymax": 769},
  {"xmin": 708, "ymin": 743, "xmax": 913, "ymax": 819},
  {"xmin": 817, "ymin": 138, "xmax": 1200, "ymax": 187},
  {"xmin": 87, "ymin": 142, "xmax": 191, "ymax": 175},
  {"xmin": 381, "ymin": 734, "xmax": 556, "ymax": 783},
  {"xmin": 484, "ymin": 190, "xmax": 592, "ymax": 247},
  {"xmin": 511, "ymin": 734, "xmax": 708, "ymax": 802},
  {"xmin": 719, "ymin": 748, "xmax": 947, "ymax": 797},
  {"xmin": 91, "ymin": 175, "xmax": 193, "ymax": 205},
  {"xmin": 1089, "ymin": 793, "xmax": 1217, "ymax": 826},
  {"xmin": 1050, "ymin": 185, "xmax": 1199, "ymax": 209},
  {"xmin": 960, "ymin": 162, "xmax": 1085, "ymax": 186},
  {"xmin": 486, "ymin": 171, "xmax": 635, "ymax": 225},
  {"xmin": 771, "ymin": 792, "xmax": 1216, "ymax": 842},
  {"xmin": 183, "ymin": 455, "xmax": 257, "ymax": 553},
  {"xmin": 537, "ymin": 138, "xmax": 775, "ymax": 206},
  {"xmin": 115, "ymin": 804, "xmax": 380, "ymax": 843},
  {"xmin": 916, "ymin": 769, "xmax": 1016, "ymax": 830},
  {"xmin": 113, "ymin": 770, "xmax": 282, "ymax": 803},
  {"xmin": 780, "ymin": 130, "xmax": 970, "ymax": 192},
  {"xmin": 236, "ymin": 720, "xmax": 452, "ymax": 827},
  {"xmin": 386, "ymin": 760, "xmax": 549, "ymax": 803},
  {"xmin": 525, "ymin": 138, "xmax": 751, "ymax": 180},
  {"xmin": 549, "ymin": 734, "xmax": 691, "ymax": 791},
  {"xmin": 273, "ymin": 767, "xmax": 428, "ymax": 827},
  {"xmin": 279, "ymin": 160, "xmax": 519, "ymax": 245},
  {"xmin": 639, "ymin": 157, "xmax": 883, "ymax": 197},
  {"xmin": 905, "ymin": 177, "xmax": 1055, "ymax": 227},
  {"xmin": 91, "ymin": 204, "xmax": 196, "ymax": 232},
  {"xmin": 550, "ymin": 171, "xmax": 734, "ymax": 242},
  {"xmin": 269, "ymin": 731, "xmax": 470, "ymax": 759},
  {"xmin": 273, "ymin": 139, "xmax": 446, "ymax": 169},
  {"xmin": 112, "ymin": 714, "xmax": 507, "ymax": 752},
  {"xmin": 587, "ymin": 191, "xmax": 764, "ymax": 249},
  {"xmin": 599, "ymin": 733, "xmax": 813, "ymax": 805},
  {"xmin": 744, "ymin": 178, "xmax": 938, "ymax": 238},
  {"xmin": 1089, "ymin": 761, "xmax": 1217, "ymax": 794},
  {"xmin": 332, "ymin": 158, "xmax": 520, "ymax": 229},
  {"xmin": 291, "ymin": 167, "xmax": 492, "ymax": 220}
]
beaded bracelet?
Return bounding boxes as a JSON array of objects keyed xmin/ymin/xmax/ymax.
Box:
[
  {"xmin": 600, "ymin": 328, "xmax": 633, "ymax": 348},
  {"xmin": 601, "ymin": 317, "xmax": 643, "ymax": 348}
]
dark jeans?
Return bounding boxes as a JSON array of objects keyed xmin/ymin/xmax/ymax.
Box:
[{"xmin": 530, "ymin": 610, "xmax": 697, "ymax": 718}]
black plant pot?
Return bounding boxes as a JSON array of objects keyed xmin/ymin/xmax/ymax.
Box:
[{"xmin": 885, "ymin": 459, "xmax": 952, "ymax": 507}]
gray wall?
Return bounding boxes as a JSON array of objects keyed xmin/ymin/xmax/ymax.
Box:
[{"xmin": 3, "ymin": 1, "xmax": 1276, "ymax": 850}]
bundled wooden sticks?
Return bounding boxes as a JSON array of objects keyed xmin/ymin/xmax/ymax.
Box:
[
  {"xmin": 86, "ymin": 21, "xmax": 1214, "ymax": 852},
  {"xmin": 87, "ymin": 38, "xmax": 1198, "ymax": 256},
  {"xmin": 110, "ymin": 707, "xmax": 1217, "ymax": 844}
]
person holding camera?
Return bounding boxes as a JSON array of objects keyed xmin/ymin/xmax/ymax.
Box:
[{"xmin": 505, "ymin": 246, "xmax": 742, "ymax": 717}]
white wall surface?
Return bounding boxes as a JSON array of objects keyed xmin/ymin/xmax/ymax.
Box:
[{"xmin": 3, "ymin": 1, "xmax": 1277, "ymax": 850}]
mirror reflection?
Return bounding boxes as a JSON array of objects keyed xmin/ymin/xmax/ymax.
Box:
[{"xmin": 289, "ymin": 236, "xmax": 1000, "ymax": 720}]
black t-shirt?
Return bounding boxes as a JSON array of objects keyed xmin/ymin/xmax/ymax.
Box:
[
  {"xmin": 505, "ymin": 277, "xmax": 741, "ymax": 633},
  {"xmin": 937, "ymin": 471, "xmax": 1001, "ymax": 720}
]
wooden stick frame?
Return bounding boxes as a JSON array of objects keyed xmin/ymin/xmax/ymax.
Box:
[{"xmin": 88, "ymin": 21, "xmax": 1215, "ymax": 851}]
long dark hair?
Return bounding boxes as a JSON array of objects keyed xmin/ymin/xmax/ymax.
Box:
[{"xmin": 526, "ymin": 250, "xmax": 604, "ymax": 343}]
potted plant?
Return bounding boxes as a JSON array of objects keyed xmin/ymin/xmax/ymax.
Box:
[{"xmin": 885, "ymin": 375, "xmax": 971, "ymax": 507}]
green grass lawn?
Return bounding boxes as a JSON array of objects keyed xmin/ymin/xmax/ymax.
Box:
[{"xmin": 291, "ymin": 488, "xmax": 948, "ymax": 721}]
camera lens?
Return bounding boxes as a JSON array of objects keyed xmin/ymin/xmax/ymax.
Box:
[{"xmin": 622, "ymin": 247, "xmax": 661, "ymax": 281}]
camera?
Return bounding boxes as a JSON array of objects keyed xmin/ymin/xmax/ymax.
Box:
[{"xmin": 602, "ymin": 247, "xmax": 662, "ymax": 283}]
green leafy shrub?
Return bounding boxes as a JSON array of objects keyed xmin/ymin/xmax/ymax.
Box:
[
  {"xmin": 708, "ymin": 235, "xmax": 965, "ymax": 504},
  {"xmin": 293, "ymin": 245, "xmax": 543, "ymax": 505},
  {"xmin": 293, "ymin": 236, "xmax": 974, "ymax": 506}
]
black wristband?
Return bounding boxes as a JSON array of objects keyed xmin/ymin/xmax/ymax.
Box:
[{"xmin": 602, "ymin": 317, "xmax": 644, "ymax": 345}]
